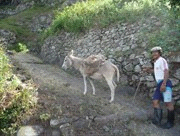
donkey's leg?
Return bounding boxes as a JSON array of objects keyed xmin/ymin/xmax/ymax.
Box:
[
  {"xmin": 105, "ymin": 78, "xmax": 115, "ymax": 103},
  {"xmin": 112, "ymin": 81, "xmax": 117, "ymax": 88},
  {"xmin": 88, "ymin": 78, "xmax": 96, "ymax": 95},
  {"xmin": 83, "ymin": 75, "xmax": 87, "ymax": 95}
]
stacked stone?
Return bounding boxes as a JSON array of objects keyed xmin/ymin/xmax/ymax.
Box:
[
  {"xmin": 0, "ymin": 1, "xmax": 34, "ymax": 18},
  {"xmin": 0, "ymin": 29, "xmax": 16, "ymax": 47},
  {"xmin": 30, "ymin": 14, "xmax": 53, "ymax": 33},
  {"xmin": 41, "ymin": 20, "xmax": 180, "ymax": 102}
]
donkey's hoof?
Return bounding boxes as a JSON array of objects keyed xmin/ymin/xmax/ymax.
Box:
[
  {"xmin": 83, "ymin": 92, "xmax": 87, "ymax": 95},
  {"xmin": 93, "ymin": 93, "xmax": 96, "ymax": 95},
  {"xmin": 109, "ymin": 100, "xmax": 114, "ymax": 103}
]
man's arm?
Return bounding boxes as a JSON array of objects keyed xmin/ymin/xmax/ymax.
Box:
[
  {"xmin": 162, "ymin": 69, "xmax": 169, "ymax": 85},
  {"xmin": 160, "ymin": 69, "xmax": 169, "ymax": 92}
]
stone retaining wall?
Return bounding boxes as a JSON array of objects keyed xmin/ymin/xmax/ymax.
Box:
[{"xmin": 41, "ymin": 19, "xmax": 180, "ymax": 100}]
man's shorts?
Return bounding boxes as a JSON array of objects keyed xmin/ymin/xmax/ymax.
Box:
[{"xmin": 152, "ymin": 79, "xmax": 173, "ymax": 102}]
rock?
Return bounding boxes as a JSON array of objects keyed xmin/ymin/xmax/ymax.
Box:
[
  {"xmin": 52, "ymin": 130, "xmax": 61, "ymax": 136},
  {"xmin": 176, "ymin": 101, "xmax": 180, "ymax": 106},
  {"xmin": 174, "ymin": 69, "xmax": 180, "ymax": 80},
  {"xmin": 17, "ymin": 125, "xmax": 44, "ymax": 136},
  {"xmin": 50, "ymin": 119, "xmax": 61, "ymax": 127},
  {"xmin": 132, "ymin": 58, "xmax": 140, "ymax": 65},
  {"xmin": 60, "ymin": 123, "xmax": 74, "ymax": 136},
  {"xmin": 169, "ymin": 54, "xmax": 180, "ymax": 63},
  {"xmin": 0, "ymin": 2, "xmax": 34, "ymax": 17},
  {"xmin": 146, "ymin": 82, "xmax": 156, "ymax": 88},
  {"xmin": 169, "ymin": 78, "xmax": 179, "ymax": 86},
  {"xmin": 72, "ymin": 118, "xmax": 89, "ymax": 129},
  {"xmin": 16, "ymin": 1, "xmax": 34, "ymax": 12},
  {"xmin": 0, "ymin": 29, "xmax": 16, "ymax": 44},
  {"xmin": 124, "ymin": 63, "xmax": 133, "ymax": 72},
  {"xmin": 122, "ymin": 46, "xmax": 130, "ymax": 52},
  {"xmin": 117, "ymin": 57, "xmax": 123, "ymax": 62},
  {"xmin": 131, "ymin": 44, "xmax": 138, "ymax": 49},
  {"xmin": 103, "ymin": 125, "xmax": 110, "ymax": 132},
  {"xmin": 129, "ymin": 54, "xmax": 135, "ymax": 60},
  {"xmin": 142, "ymin": 51, "xmax": 149, "ymax": 58},
  {"xmin": 113, "ymin": 129, "xmax": 121, "ymax": 135},
  {"xmin": 132, "ymin": 75, "xmax": 139, "ymax": 81},
  {"xmin": 145, "ymin": 76, "xmax": 154, "ymax": 82},
  {"xmin": 41, "ymin": 36, "xmax": 62, "ymax": 64},
  {"xmin": 30, "ymin": 14, "xmax": 53, "ymax": 33},
  {"xmin": 134, "ymin": 65, "xmax": 141, "ymax": 73},
  {"xmin": 119, "ymin": 74, "xmax": 128, "ymax": 85}
]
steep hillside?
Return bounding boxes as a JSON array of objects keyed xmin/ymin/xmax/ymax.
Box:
[{"xmin": 0, "ymin": 0, "xmax": 180, "ymax": 135}]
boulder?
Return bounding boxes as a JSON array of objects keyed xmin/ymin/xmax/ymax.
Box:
[
  {"xmin": 17, "ymin": 125, "xmax": 44, "ymax": 136},
  {"xmin": 169, "ymin": 54, "xmax": 180, "ymax": 63},
  {"xmin": 60, "ymin": 123, "xmax": 74, "ymax": 136},
  {"xmin": 124, "ymin": 63, "xmax": 133, "ymax": 72},
  {"xmin": 30, "ymin": 14, "xmax": 53, "ymax": 33},
  {"xmin": 0, "ymin": 29, "xmax": 16, "ymax": 44},
  {"xmin": 134, "ymin": 65, "xmax": 141, "ymax": 73},
  {"xmin": 169, "ymin": 78, "xmax": 179, "ymax": 86},
  {"xmin": 174, "ymin": 68, "xmax": 180, "ymax": 80}
]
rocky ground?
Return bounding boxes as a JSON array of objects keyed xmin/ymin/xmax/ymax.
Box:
[{"xmin": 10, "ymin": 53, "xmax": 180, "ymax": 136}]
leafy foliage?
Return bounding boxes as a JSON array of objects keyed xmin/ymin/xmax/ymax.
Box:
[
  {"xmin": 0, "ymin": 47, "xmax": 37, "ymax": 135},
  {"xmin": 168, "ymin": 0, "xmax": 180, "ymax": 7},
  {"xmin": 44, "ymin": 0, "xmax": 161, "ymax": 36},
  {"xmin": 0, "ymin": 6, "xmax": 52, "ymax": 44}
]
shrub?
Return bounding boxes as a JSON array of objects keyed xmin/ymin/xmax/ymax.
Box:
[
  {"xmin": 0, "ymin": 47, "xmax": 37, "ymax": 135},
  {"xmin": 44, "ymin": 0, "xmax": 162, "ymax": 36}
]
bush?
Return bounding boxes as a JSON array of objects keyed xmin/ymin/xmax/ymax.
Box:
[
  {"xmin": 44, "ymin": 0, "xmax": 162, "ymax": 36},
  {"xmin": 0, "ymin": 47, "xmax": 37, "ymax": 135}
]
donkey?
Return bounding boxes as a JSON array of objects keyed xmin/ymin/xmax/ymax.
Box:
[{"xmin": 62, "ymin": 50, "xmax": 119, "ymax": 103}]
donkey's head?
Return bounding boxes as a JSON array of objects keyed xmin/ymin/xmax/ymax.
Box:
[{"xmin": 62, "ymin": 50, "xmax": 74, "ymax": 70}]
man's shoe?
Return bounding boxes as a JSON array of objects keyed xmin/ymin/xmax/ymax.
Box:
[
  {"xmin": 161, "ymin": 110, "xmax": 174, "ymax": 129},
  {"xmin": 152, "ymin": 108, "xmax": 162, "ymax": 126},
  {"xmin": 161, "ymin": 122, "xmax": 174, "ymax": 129}
]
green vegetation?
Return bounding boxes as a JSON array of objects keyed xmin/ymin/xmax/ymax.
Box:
[
  {"xmin": 1, "ymin": 0, "xmax": 179, "ymax": 52},
  {"xmin": 0, "ymin": 6, "xmax": 53, "ymax": 44},
  {"xmin": 9, "ymin": 43, "xmax": 29, "ymax": 52},
  {"xmin": 0, "ymin": 47, "xmax": 37, "ymax": 135},
  {"xmin": 43, "ymin": 0, "xmax": 179, "ymax": 52},
  {"xmin": 44, "ymin": 0, "xmax": 166, "ymax": 35},
  {"xmin": 40, "ymin": 113, "xmax": 51, "ymax": 121}
]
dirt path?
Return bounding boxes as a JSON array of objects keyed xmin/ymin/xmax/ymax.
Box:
[{"xmin": 12, "ymin": 53, "xmax": 180, "ymax": 136}]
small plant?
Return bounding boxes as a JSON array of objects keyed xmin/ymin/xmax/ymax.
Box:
[
  {"xmin": 15, "ymin": 43, "xmax": 29, "ymax": 52},
  {"xmin": 40, "ymin": 113, "xmax": 51, "ymax": 121}
]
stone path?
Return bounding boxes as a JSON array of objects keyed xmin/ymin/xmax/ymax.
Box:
[{"xmin": 13, "ymin": 53, "xmax": 180, "ymax": 136}]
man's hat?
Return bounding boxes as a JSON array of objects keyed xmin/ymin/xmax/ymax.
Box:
[{"xmin": 151, "ymin": 46, "xmax": 162, "ymax": 53}]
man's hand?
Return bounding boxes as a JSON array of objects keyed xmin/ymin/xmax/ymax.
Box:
[{"xmin": 160, "ymin": 82, "xmax": 166, "ymax": 92}]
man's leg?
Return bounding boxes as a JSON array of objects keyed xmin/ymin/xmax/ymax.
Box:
[
  {"xmin": 152, "ymin": 100, "xmax": 162, "ymax": 126},
  {"xmin": 161, "ymin": 102, "xmax": 175, "ymax": 129},
  {"xmin": 153, "ymin": 100, "xmax": 160, "ymax": 108},
  {"xmin": 161, "ymin": 83, "xmax": 175, "ymax": 129}
]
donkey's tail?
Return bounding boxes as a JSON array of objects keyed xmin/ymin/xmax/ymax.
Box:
[{"xmin": 112, "ymin": 64, "xmax": 120, "ymax": 82}]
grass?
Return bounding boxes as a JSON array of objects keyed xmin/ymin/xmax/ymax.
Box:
[
  {"xmin": 138, "ymin": 7, "xmax": 180, "ymax": 53},
  {"xmin": 0, "ymin": 6, "xmax": 53, "ymax": 44},
  {"xmin": 0, "ymin": 47, "xmax": 37, "ymax": 135},
  {"xmin": 44, "ymin": 0, "xmax": 164, "ymax": 36},
  {"xmin": 42, "ymin": 0, "xmax": 180, "ymax": 53}
]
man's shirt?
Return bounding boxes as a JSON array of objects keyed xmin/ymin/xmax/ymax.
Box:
[{"xmin": 154, "ymin": 57, "xmax": 168, "ymax": 82}]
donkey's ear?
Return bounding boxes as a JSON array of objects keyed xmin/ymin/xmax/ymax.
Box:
[{"xmin": 68, "ymin": 50, "xmax": 74, "ymax": 56}]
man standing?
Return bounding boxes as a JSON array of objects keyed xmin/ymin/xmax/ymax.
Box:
[{"xmin": 143, "ymin": 46, "xmax": 175, "ymax": 129}]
